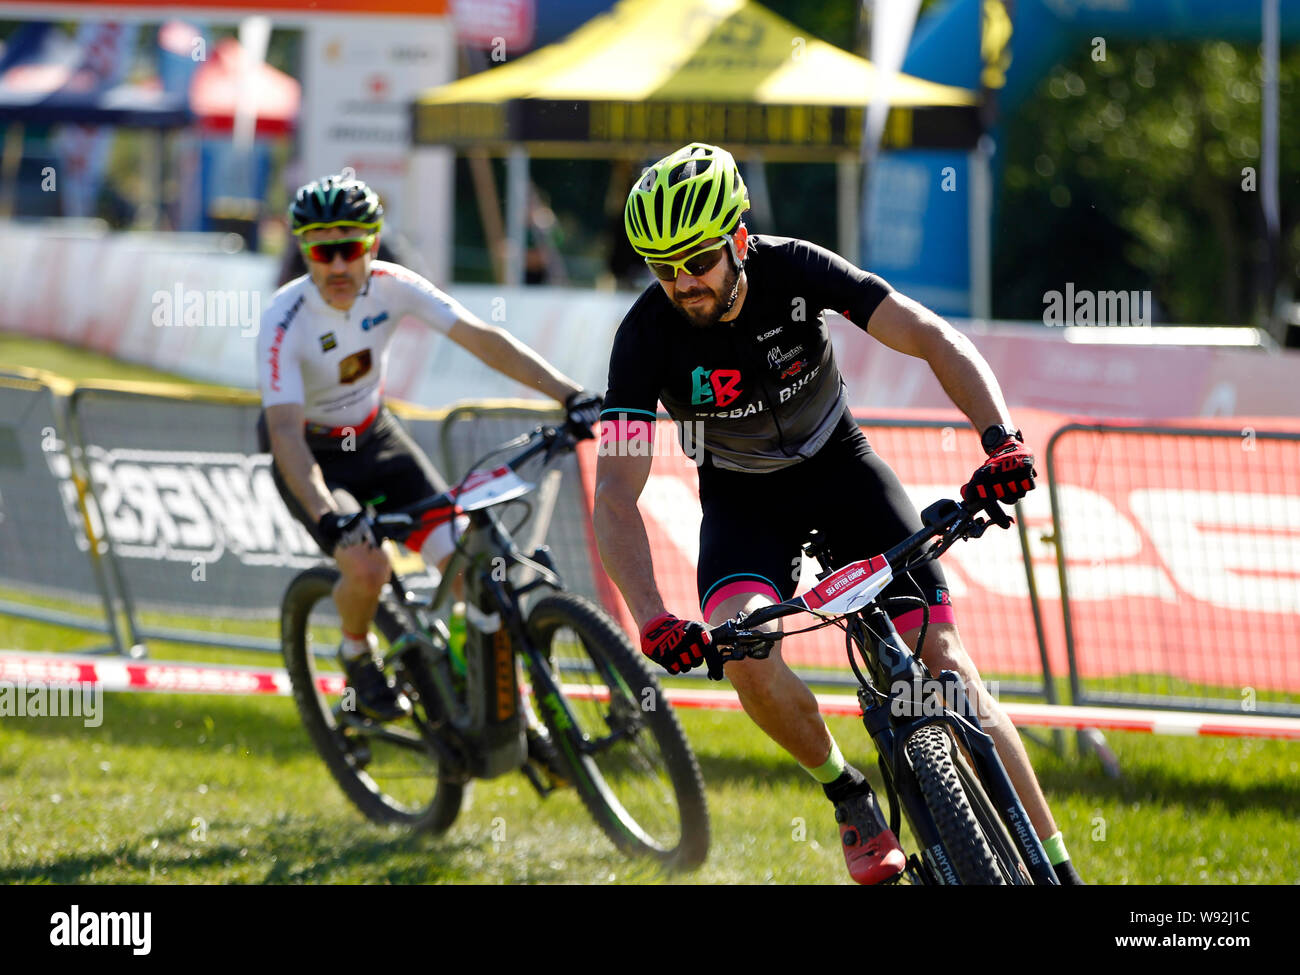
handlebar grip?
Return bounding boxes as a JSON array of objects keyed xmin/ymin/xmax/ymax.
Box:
[{"xmin": 921, "ymin": 498, "xmax": 963, "ymax": 528}]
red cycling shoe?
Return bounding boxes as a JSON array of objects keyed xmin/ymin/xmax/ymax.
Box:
[{"xmin": 833, "ymin": 787, "xmax": 906, "ymax": 884}]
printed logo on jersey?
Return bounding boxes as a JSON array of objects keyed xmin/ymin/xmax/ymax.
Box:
[
  {"xmin": 361, "ymin": 311, "xmax": 389, "ymax": 332},
  {"xmin": 780, "ymin": 359, "xmax": 807, "ymax": 380},
  {"xmin": 319, "ymin": 332, "xmax": 337, "ymax": 352},
  {"xmin": 935, "ymin": 588, "xmax": 951, "ymax": 606},
  {"xmin": 766, "ymin": 344, "xmax": 804, "ymax": 371},
  {"xmin": 338, "ymin": 349, "xmax": 372, "ymax": 385},
  {"xmin": 756, "ymin": 327, "xmax": 783, "ymax": 341},
  {"xmin": 690, "ymin": 367, "xmax": 743, "ymax": 408}
]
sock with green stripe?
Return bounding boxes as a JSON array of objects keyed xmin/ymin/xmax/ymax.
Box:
[
  {"xmin": 1043, "ymin": 831, "xmax": 1085, "ymax": 885},
  {"xmin": 802, "ymin": 738, "xmax": 870, "ymax": 802},
  {"xmin": 801, "ymin": 737, "xmax": 846, "ymax": 784}
]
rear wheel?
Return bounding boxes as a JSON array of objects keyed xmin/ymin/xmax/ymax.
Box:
[
  {"xmin": 905, "ymin": 724, "xmax": 1003, "ymax": 885},
  {"xmin": 280, "ymin": 567, "xmax": 464, "ymax": 832},
  {"xmin": 525, "ymin": 593, "xmax": 709, "ymax": 869}
]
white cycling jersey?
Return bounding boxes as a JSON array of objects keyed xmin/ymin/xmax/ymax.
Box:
[{"xmin": 256, "ymin": 260, "xmax": 467, "ymax": 429}]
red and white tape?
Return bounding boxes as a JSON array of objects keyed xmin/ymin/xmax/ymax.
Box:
[{"xmin": 2, "ymin": 650, "xmax": 1297, "ymax": 740}]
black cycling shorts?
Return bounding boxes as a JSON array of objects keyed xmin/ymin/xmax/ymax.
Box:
[
  {"xmin": 697, "ymin": 408, "xmax": 952, "ymax": 634},
  {"xmin": 257, "ymin": 407, "xmax": 450, "ymax": 555}
]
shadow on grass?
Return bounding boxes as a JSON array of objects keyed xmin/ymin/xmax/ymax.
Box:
[
  {"xmin": 2, "ymin": 818, "xmax": 484, "ymax": 885},
  {"xmin": 1032, "ymin": 758, "xmax": 1300, "ymax": 818},
  {"xmin": 2, "ymin": 814, "xmax": 681, "ymax": 885},
  {"xmin": 2, "ymin": 693, "xmax": 317, "ymax": 758}
]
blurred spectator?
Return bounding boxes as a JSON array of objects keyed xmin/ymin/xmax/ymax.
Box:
[{"xmin": 524, "ymin": 188, "xmax": 567, "ymax": 285}]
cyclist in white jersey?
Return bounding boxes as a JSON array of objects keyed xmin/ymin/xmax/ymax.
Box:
[{"xmin": 256, "ymin": 173, "xmax": 601, "ymax": 722}]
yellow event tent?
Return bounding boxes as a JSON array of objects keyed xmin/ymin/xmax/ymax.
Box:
[{"xmin": 412, "ymin": 0, "xmax": 979, "ymax": 158}]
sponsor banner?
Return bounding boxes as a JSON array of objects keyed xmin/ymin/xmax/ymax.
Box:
[
  {"xmin": 26, "ymin": 398, "xmax": 596, "ymax": 632},
  {"xmin": 59, "ymin": 393, "xmax": 327, "ymax": 619},
  {"xmin": 299, "ymin": 15, "xmax": 455, "ymax": 281},
  {"xmin": 1048, "ymin": 423, "xmax": 1300, "ymax": 697},
  {"xmin": 0, "ymin": 2, "xmax": 449, "ymax": 17},
  {"xmin": 452, "ymin": 0, "xmax": 534, "ymax": 50},
  {"xmin": 575, "ymin": 410, "xmax": 1300, "ymax": 692}
]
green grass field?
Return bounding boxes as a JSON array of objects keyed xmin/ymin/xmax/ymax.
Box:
[
  {"xmin": 3, "ymin": 679, "xmax": 1297, "ymax": 884},
  {"xmin": 2, "ymin": 337, "xmax": 1297, "ymax": 884}
]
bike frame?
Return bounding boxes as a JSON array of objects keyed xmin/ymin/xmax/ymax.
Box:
[
  {"xmin": 356, "ymin": 426, "xmax": 590, "ymax": 782},
  {"xmin": 712, "ymin": 500, "xmax": 1058, "ymax": 885}
]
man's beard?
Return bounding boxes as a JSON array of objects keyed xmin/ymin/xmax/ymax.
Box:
[{"xmin": 671, "ymin": 260, "xmax": 741, "ymax": 328}]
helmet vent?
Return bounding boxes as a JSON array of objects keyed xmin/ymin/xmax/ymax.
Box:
[
  {"xmin": 668, "ymin": 189, "xmax": 687, "ymax": 235},
  {"xmin": 688, "ymin": 184, "xmax": 712, "ymax": 227},
  {"xmin": 668, "ymin": 157, "xmax": 710, "ymax": 186}
]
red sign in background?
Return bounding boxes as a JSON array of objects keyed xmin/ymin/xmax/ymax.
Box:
[{"xmin": 576, "ymin": 409, "xmax": 1300, "ymax": 697}]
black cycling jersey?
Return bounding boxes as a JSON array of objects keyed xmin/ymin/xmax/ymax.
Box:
[
  {"xmin": 696, "ymin": 407, "xmax": 950, "ymax": 629},
  {"xmin": 602, "ymin": 234, "xmax": 893, "ymax": 472}
]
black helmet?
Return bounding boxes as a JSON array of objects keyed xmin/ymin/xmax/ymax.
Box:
[{"xmin": 289, "ymin": 173, "xmax": 383, "ymax": 234}]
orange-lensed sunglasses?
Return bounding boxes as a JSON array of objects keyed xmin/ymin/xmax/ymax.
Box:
[{"xmin": 299, "ymin": 234, "xmax": 376, "ymax": 264}]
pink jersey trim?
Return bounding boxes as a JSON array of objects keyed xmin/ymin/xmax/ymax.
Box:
[
  {"xmin": 891, "ymin": 603, "xmax": 957, "ymax": 635},
  {"xmin": 599, "ymin": 418, "xmax": 655, "ymax": 444},
  {"xmin": 703, "ymin": 579, "xmax": 783, "ymax": 620}
]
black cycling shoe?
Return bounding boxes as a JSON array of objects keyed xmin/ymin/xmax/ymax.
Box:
[{"xmin": 338, "ymin": 647, "xmax": 411, "ymax": 723}]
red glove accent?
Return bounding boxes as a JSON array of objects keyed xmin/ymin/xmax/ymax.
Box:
[
  {"xmin": 962, "ymin": 438, "xmax": 1037, "ymax": 507},
  {"xmin": 640, "ymin": 612, "xmax": 712, "ymax": 675}
]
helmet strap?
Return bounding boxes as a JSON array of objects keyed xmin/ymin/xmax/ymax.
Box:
[{"xmin": 720, "ymin": 231, "xmax": 745, "ymax": 315}]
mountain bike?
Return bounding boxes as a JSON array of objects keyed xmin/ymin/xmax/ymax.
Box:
[
  {"xmin": 278, "ymin": 423, "xmax": 709, "ymax": 869},
  {"xmin": 708, "ymin": 498, "xmax": 1058, "ymax": 885}
]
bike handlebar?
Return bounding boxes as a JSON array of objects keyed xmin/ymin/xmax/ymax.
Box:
[
  {"xmin": 708, "ymin": 498, "xmax": 994, "ymax": 660},
  {"xmin": 367, "ymin": 423, "xmax": 581, "ymax": 545}
]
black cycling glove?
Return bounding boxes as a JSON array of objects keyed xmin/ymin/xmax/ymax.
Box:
[
  {"xmin": 317, "ymin": 510, "xmax": 376, "ymax": 556},
  {"xmin": 564, "ymin": 390, "xmax": 603, "ymax": 440}
]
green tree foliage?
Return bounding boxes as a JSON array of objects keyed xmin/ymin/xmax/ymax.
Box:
[{"xmin": 995, "ymin": 40, "xmax": 1300, "ymax": 329}]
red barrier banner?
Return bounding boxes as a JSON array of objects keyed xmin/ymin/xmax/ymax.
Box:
[{"xmin": 576, "ymin": 410, "xmax": 1300, "ymax": 697}]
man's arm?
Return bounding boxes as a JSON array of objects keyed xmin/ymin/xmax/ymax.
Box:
[
  {"xmin": 447, "ymin": 313, "xmax": 581, "ymax": 404},
  {"xmin": 592, "ymin": 447, "xmax": 667, "ymax": 629},
  {"xmin": 264, "ymin": 403, "xmax": 336, "ymax": 521},
  {"xmin": 865, "ymin": 291, "xmax": 1014, "ymax": 434}
]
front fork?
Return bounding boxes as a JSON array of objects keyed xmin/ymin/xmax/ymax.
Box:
[{"xmin": 857, "ymin": 608, "xmax": 1057, "ymax": 884}]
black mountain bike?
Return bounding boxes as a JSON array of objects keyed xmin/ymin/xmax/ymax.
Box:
[
  {"xmin": 278, "ymin": 424, "xmax": 709, "ymax": 870},
  {"xmin": 708, "ymin": 498, "xmax": 1058, "ymax": 885}
]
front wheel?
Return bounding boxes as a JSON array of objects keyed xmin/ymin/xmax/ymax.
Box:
[
  {"xmin": 280, "ymin": 567, "xmax": 464, "ymax": 832},
  {"xmin": 525, "ymin": 593, "xmax": 709, "ymax": 869},
  {"xmin": 904, "ymin": 723, "xmax": 1005, "ymax": 885}
]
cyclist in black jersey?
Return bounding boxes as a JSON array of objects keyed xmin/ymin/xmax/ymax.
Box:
[{"xmin": 594, "ymin": 143, "xmax": 1083, "ymax": 885}]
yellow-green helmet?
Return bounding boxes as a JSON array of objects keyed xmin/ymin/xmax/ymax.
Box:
[{"xmin": 624, "ymin": 143, "xmax": 749, "ymax": 259}]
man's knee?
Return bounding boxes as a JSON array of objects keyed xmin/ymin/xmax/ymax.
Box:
[
  {"xmin": 705, "ymin": 590, "xmax": 785, "ymax": 694},
  {"xmin": 335, "ymin": 546, "xmax": 390, "ymax": 592},
  {"xmin": 907, "ymin": 623, "xmax": 978, "ymax": 681}
]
